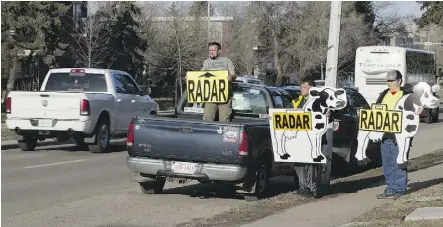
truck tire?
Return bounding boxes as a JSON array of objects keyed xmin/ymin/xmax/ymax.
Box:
[
  {"xmin": 18, "ymin": 136, "xmax": 37, "ymax": 151},
  {"xmin": 244, "ymin": 158, "xmax": 270, "ymax": 201},
  {"xmin": 139, "ymin": 179, "xmax": 166, "ymax": 194},
  {"xmin": 88, "ymin": 120, "xmax": 110, "ymax": 153},
  {"xmin": 432, "ymin": 107, "xmax": 439, "ymax": 123}
]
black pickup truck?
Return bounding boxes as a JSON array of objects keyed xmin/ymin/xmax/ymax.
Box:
[{"xmin": 126, "ymin": 82, "xmax": 334, "ymax": 200}]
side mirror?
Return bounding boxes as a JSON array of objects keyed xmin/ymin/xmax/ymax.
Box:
[
  {"xmin": 431, "ymin": 84, "xmax": 440, "ymax": 93},
  {"xmin": 139, "ymin": 86, "xmax": 151, "ymax": 96}
]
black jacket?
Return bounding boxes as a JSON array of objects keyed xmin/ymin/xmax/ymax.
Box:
[
  {"xmin": 375, "ymin": 83, "xmax": 414, "ymax": 144},
  {"xmin": 375, "ymin": 84, "xmax": 414, "ymax": 104}
]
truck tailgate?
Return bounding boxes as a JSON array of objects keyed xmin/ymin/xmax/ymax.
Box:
[
  {"xmin": 132, "ymin": 118, "xmax": 244, "ymax": 164},
  {"xmin": 10, "ymin": 92, "xmax": 82, "ymax": 120}
]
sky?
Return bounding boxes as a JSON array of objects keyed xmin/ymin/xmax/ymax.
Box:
[{"xmin": 381, "ymin": 1, "xmax": 425, "ymax": 18}]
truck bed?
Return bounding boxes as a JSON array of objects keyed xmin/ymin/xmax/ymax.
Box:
[{"xmin": 129, "ymin": 115, "xmax": 268, "ymax": 165}]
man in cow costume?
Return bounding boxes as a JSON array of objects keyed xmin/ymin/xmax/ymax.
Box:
[
  {"xmin": 291, "ymin": 79, "xmax": 346, "ymax": 198},
  {"xmin": 292, "ymin": 79, "xmax": 323, "ymax": 198},
  {"xmin": 372, "ymin": 70, "xmax": 418, "ymax": 199}
]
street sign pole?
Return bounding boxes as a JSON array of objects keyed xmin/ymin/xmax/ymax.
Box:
[{"xmin": 322, "ymin": 1, "xmax": 342, "ymax": 187}]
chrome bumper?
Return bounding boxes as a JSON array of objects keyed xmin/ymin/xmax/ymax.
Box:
[{"xmin": 126, "ymin": 157, "xmax": 247, "ymax": 182}]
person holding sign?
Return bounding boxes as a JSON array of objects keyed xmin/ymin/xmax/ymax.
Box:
[
  {"xmin": 201, "ymin": 42, "xmax": 236, "ymax": 122},
  {"xmin": 292, "ymin": 79, "xmax": 322, "ymax": 198},
  {"xmin": 374, "ymin": 70, "xmax": 414, "ymax": 199}
]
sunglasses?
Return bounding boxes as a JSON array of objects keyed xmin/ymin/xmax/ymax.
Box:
[{"xmin": 387, "ymin": 80, "xmax": 396, "ymax": 82}]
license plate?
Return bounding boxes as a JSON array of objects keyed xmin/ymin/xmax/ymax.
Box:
[
  {"xmin": 171, "ymin": 161, "xmax": 199, "ymax": 174},
  {"xmin": 38, "ymin": 119, "xmax": 53, "ymax": 127}
]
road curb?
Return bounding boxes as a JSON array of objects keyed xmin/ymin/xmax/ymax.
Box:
[{"xmin": 1, "ymin": 139, "xmax": 62, "ymax": 150}]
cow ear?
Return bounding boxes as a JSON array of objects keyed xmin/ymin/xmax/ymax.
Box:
[
  {"xmin": 310, "ymin": 89, "xmax": 320, "ymax": 97},
  {"xmin": 335, "ymin": 89, "xmax": 345, "ymax": 96}
]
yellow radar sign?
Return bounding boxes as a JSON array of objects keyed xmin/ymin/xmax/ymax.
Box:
[
  {"xmin": 359, "ymin": 104, "xmax": 403, "ymax": 133},
  {"xmin": 186, "ymin": 71, "xmax": 229, "ymax": 103}
]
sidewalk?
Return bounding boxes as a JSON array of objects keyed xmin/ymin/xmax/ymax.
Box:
[{"xmin": 241, "ymin": 163, "xmax": 443, "ymax": 227}]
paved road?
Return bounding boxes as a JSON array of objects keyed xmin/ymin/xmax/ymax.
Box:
[{"xmin": 2, "ymin": 111, "xmax": 443, "ymax": 227}]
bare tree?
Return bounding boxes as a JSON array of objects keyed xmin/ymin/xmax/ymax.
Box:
[
  {"xmin": 249, "ymin": 2, "xmax": 371, "ymax": 83},
  {"xmin": 145, "ymin": 2, "xmax": 207, "ymax": 95},
  {"xmin": 372, "ymin": 1, "xmax": 410, "ymax": 37},
  {"xmin": 219, "ymin": 2, "xmax": 257, "ymax": 75},
  {"xmin": 63, "ymin": 2, "xmax": 114, "ymax": 68}
]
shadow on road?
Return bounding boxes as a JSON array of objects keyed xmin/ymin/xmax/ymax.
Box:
[
  {"xmin": 157, "ymin": 176, "xmax": 298, "ymax": 201},
  {"xmin": 407, "ymin": 177, "xmax": 443, "ymax": 195},
  {"xmin": 328, "ymin": 175, "xmax": 385, "ymax": 195},
  {"xmin": 39, "ymin": 144, "xmax": 127, "ymax": 153}
]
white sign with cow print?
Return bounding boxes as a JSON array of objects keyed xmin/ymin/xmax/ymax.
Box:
[
  {"xmin": 269, "ymin": 87, "xmax": 348, "ymax": 163},
  {"xmin": 355, "ymin": 82, "xmax": 441, "ymax": 165}
]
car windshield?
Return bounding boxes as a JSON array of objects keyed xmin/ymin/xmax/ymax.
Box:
[
  {"xmin": 182, "ymin": 85, "xmax": 269, "ymax": 117},
  {"xmin": 44, "ymin": 72, "xmax": 108, "ymax": 92}
]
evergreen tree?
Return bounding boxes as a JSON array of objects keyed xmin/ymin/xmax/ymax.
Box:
[
  {"xmin": 416, "ymin": 1, "xmax": 443, "ymax": 27},
  {"xmin": 1, "ymin": 1, "xmax": 69, "ymax": 96}
]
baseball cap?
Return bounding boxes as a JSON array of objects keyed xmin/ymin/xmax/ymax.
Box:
[{"xmin": 386, "ymin": 70, "xmax": 402, "ymax": 81}]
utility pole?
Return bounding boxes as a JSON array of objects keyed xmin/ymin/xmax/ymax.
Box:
[
  {"xmin": 325, "ymin": 1, "xmax": 341, "ymax": 88},
  {"xmin": 322, "ymin": 1, "xmax": 342, "ymax": 187},
  {"xmin": 207, "ymin": 1, "xmax": 211, "ymax": 43}
]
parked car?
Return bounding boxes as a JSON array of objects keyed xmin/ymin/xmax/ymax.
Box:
[
  {"xmin": 280, "ymin": 86, "xmax": 381, "ymax": 175},
  {"xmin": 235, "ymin": 76, "xmax": 265, "ymax": 85},
  {"xmin": 279, "ymin": 85, "xmax": 301, "ymax": 100},
  {"xmin": 5, "ymin": 68, "xmax": 159, "ymax": 152}
]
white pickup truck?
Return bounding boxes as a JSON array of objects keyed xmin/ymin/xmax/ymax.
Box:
[{"xmin": 5, "ymin": 68, "xmax": 159, "ymax": 152}]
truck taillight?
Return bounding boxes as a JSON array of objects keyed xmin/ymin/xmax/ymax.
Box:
[
  {"xmin": 5, "ymin": 97, "xmax": 11, "ymax": 113},
  {"xmin": 127, "ymin": 122, "xmax": 135, "ymax": 147},
  {"xmin": 80, "ymin": 99, "xmax": 90, "ymax": 116},
  {"xmin": 238, "ymin": 132, "xmax": 249, "ymax": 156},
  {"xmin": 71, "ymin": 69, "xmax": 85, "ymax": 73}
]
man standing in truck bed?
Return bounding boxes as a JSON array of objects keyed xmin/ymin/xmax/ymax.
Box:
[{"xmin": 201, "ymin": 41, "xmax": 237, "ymax": 122}]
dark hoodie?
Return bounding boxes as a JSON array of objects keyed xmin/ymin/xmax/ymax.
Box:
[
  {"xmin": 375, "ymin": 83, "xmax": 414, "ymax": 104},
  {"xmin": 375, "ymin": 83, "xmax": 414, "ymax": 144}
]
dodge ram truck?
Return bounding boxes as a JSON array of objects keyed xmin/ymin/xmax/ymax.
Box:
[{"xmin": 5, "ymin": 68, "xmax": 158, "ymax": 152}]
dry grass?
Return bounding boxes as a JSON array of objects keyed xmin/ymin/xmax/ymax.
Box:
[
  {"xmin": 347, "ymin": 219, "xmax": 443, "ymax": 227},
  {"xmin": 1, "ymin": 125, "xmax": 14, "ymax": 140},
  {"xmin": 348, "ymin": 183, "xmax": 443, "ymax": 227},
  {"xmin": 177, "ymin": 149, "xmax": 443, "ymax": 227}
]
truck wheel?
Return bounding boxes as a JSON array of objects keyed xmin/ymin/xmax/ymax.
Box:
[
  {"xmin": 244, "ymin": 159, "xmax": 270, "ymax": 201},
  {"xmin": 432, "ymin": 107, "xmax": 439, "ymax": 123},
  {"xmin": 88, "ymin": 120, "xmax": 110, "ymax": 153},
  {"xmin": 139, "ymin": 179, "xmax": 166, "ymax": 194},
  {"xmin": 18, "ymin": 136, "xmax": 37, "ymax": 151}
]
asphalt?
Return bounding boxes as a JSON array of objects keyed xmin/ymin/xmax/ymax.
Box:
[
  {"xmin": 1, "ymin": 142, "xmax": 247, "ymax": 227},
  {"xmin": 1, "ymin": 109, "xmax": 442, "ymax": 227}
]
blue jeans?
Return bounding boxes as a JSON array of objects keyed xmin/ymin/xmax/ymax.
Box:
[{"xmin": 381, "ymin": 139, "xmax": 407, "ymax": 193}]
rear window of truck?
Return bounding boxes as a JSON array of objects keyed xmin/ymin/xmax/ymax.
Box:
[
  {"xmin": 182, "ymin": 85, "xmax": 270, "ymax": 118},
  {"xmin": 44, "ymin": 73, "xmax": 108, "ymax": 92}
]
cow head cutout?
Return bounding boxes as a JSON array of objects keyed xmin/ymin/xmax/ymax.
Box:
[
  {"xmin": 404, "ymin": 82, "xmax": 440, "ymax": 111},
  {"xmin": 309, "ymin": 87, "xmax": 347, "ymax": 112}
]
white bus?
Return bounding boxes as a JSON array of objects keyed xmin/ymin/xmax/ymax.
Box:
[{"xmin": 354, "ymin": 46, "xmax": 439, "ymax": 122}]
